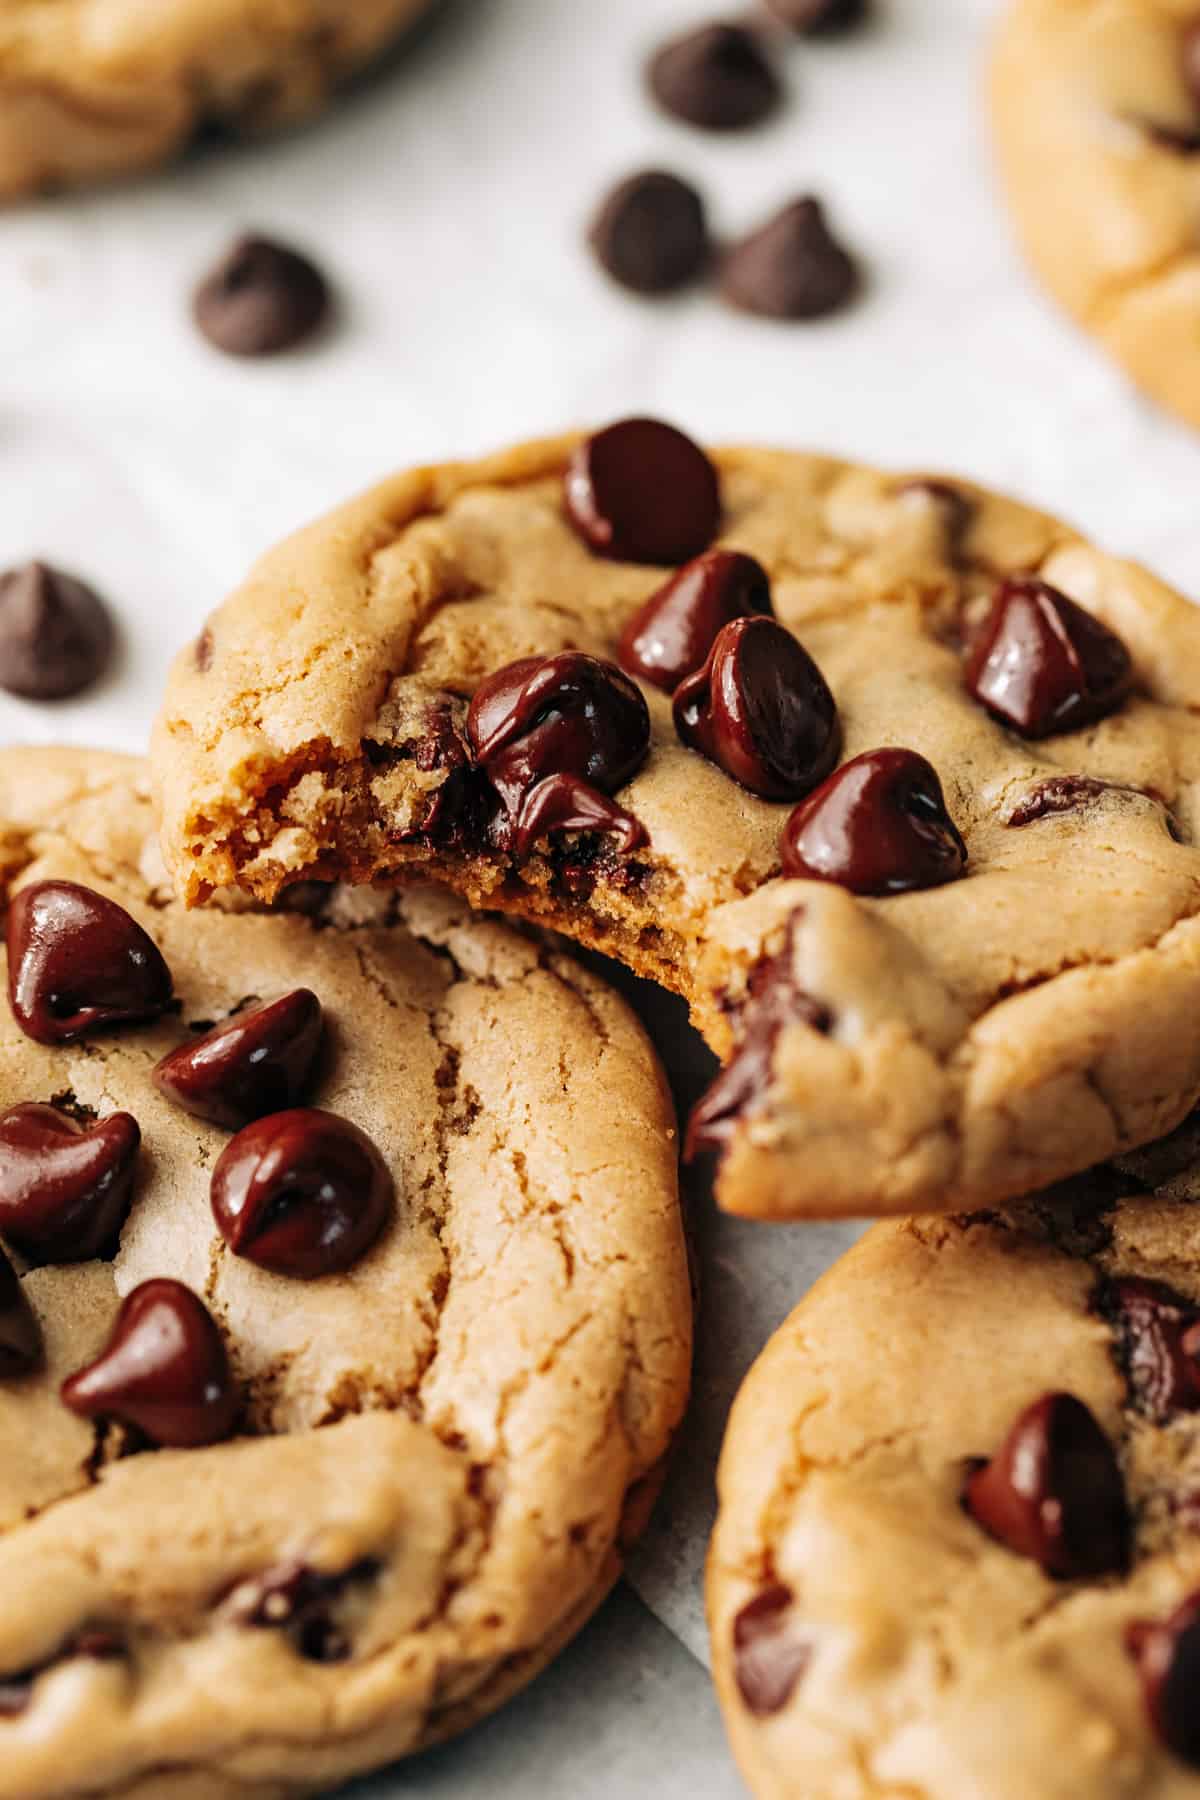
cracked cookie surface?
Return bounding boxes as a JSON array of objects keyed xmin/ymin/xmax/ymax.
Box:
[
  {"xmin": 0, "ymin": 0, "xmax": 432, "ymax": 200},
  {"xmin": 0, "ymin": 747, "xmax": 691, "ymax": 1799},
  {"xmin": 708, "ymin": 1123, "xmax": 1200, "ymax": 1798},
  {"xmin": 991, "ymin": 0, "xmax": 1200, "ymax": 430},
  {"xmin": 153, "ymin": 430, "xmax": 1200, "ymax": 1220}
]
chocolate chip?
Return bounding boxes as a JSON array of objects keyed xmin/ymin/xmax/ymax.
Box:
[
  {"xmin": 229, "ymin": 1555, "xmax": 377, "ymax": 1664},
  {"xmin": 6, "ymin": 881, "xmax": 173, "ymax": 1046},
  {"xmin": 512, "ymin": 774, "xmax": 647, "ymax": 857},
  {"xmin": 564, "ymin": 418, "xmax": 721, "ymax": 565},
  {"xmin": 193, "ymin": 627, "xmax": 213, "ymax": 673},
  {"xmin": 895, "ymin": 479, "xmax": 974, "ymax": 557},
  {"xmin": 765, "ymin": 0, "xmax": 869, "ymax": 32},
  {"xmin": 1182, "ymin": 23, "xmax": 1200, "ymax": 111},
  {"xmin": 0, "ymin": 1103, "xmax": 140, "ymax": 1264},
  {"xmin": 963, "ymin": 1392, "xmax": 1129, "ymax": 1579},
  {"xmin": 0, "ymin": 1630, "xmax": 122, "ymax": 1719},
  {"xmin": 673, "ymin": 616, "xmax": 840, "ymax": 800},
  {"xmin": 647, "ymin": 24, "xmax": 782, "ymax": 132},
  {"xmin": 733, "ymin": 1585, "xmax": 812, "ymax": 1716},
  {"xmin": 1097, "ymin": 1276, "xmax": 1200, "ymax": 1423},
  {"xmin": 210, "ymin": 1108, "xmax": 393, "ymax": 1279},
  {"xmin": 193, "ymin": 235, "xmax": 330, "ymax": 357},
  {"xmin": 721, "ymin": 198, "xmax": 858, "ymax": 321},
  {"xmin": 0, "ymin": 562, "xmax": 113, "ymax": 701},
  {"xmin": 153, "ymin": 990, "xmax": 323, "ymax": 1132},
  {"xmin": 619, "ymin": 550, "xmax": 774, "ymax": 692},
  {"xmin": 589, "ymin": 170, "xmax": 710, "ymax": 296},
  {"xmin": 964, "ymin": 578, "xmax": 1133, "ymax": 739},
  {"xmin": 780, "ymin": 748, "xmax": 966, "ymax": 896},
  {"xmin": 0, "ymin": 1247, "xmax": 40, "ymax": 1377},
  {"xmin": 1006, "ymin": 775, "xmax": 1117, "ymax": 827},
  {"xmin": 1127, "ymin": 1590, "xmax": 1200, "ymax": 1768},
  {"xmin": 61, "ymin": 1278, "xmax": 239, "ymax": 1448}
]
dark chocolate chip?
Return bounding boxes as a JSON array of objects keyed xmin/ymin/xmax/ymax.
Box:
[
  {"xmin": 61, "ymin": 1278, "xmax": 239, "ymax": 1448},
  {"xmin": 963, "ymin": 1392, "xmax": 1129, "ymax": 1579},
  {"xmin": 733, "ymin": 1585, "xmax": 811, "ymax": 1716},
  {"xmin": 1006, "ymin": 775, "xmax": 1117, "ymax": 827},
  {"xmin": 153, "ymin": 990, "xmax": 323, "ymax": 1132},
  {"xmin": 193, "ymin": 235, "xmax": 330, "ymax": 357},
  {"xmin": 0, "ymin": 1246, "xmax": 40, "ymax": 1377},
  {"xmin": 1098, "ymin": 1276, "xmax": 1200, "ymax": 1423},
  {"xmin": 6, "ymin": 880, "xmax": 173, "ymax": 1046},
  {"xmin": 647, "ymin": 23, "xmax": 782, "ymax": 132},
  {"xmin": 0, "ymin": 562, "xmax": 113, "ymax": 701},
  {"xmin": 779, "ymin": 748, "xmax": 966, "ymax": 896},
  {"xmin": 512, "ymin": 774, "xmax": 648, "ymax": 857},
  {"xmin": 721, "ymin": 198, "xmax": 858, "ymax": 321},
  {"xmin": 619, "ymin": 549, "xmax": 773, "ymax": 692},
  {"xmin": 589, "ymin": 170, "xmax": 710, "ymax": 296},
  {"xmin": 0, "ymin": 1103, "xmax": 140, "ymax": 1264},
  {"xmin": 564, "ymin": 418, "xmax": 721, "ymax": 565},
  {"xmin": 964, "ymin": 578, "xmax": 1133, "ymax": 739},
  {"xmin": 229, "ymin": 1554, "xmax": 377, "ymax": 1663},
  {"xmin": 210, "ymin": 1108, "xmax": 393, "ymax": 1279},
  {"xmin": 1127, "ymin": 1590, "xmax": 1200, "ymax": 1768},
  {"xmin": 673, "ymin": 616, "xmax": 840, "ymax": 800},
  {"xmin": 765, "ymin": 0, "xmax": 869, "ymax": 33}
]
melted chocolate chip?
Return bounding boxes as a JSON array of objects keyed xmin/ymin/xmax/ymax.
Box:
[
  {"xmin": 153, "ymin": 990, "xmax": 323, "ymax": 1132},
  {"xmin": 780, "ymin": 748, "xmax": 966, "ymax": 896},
  {"xmin": 963, "ymin": 1392, "xmax": 1129, "ymax": 1578},
  {"xmin": 619, "ymin": 550, "xmax": 774, "ymax": 692},
  {"xmin": 193, "ymin": 235, "xmax": 329, "ymax": 357},
  {"xmin": 210, "ymin": 1108, "xmax": 393, "ymax": 1279},
  {"xmin": 589, "ymin": 170, "xmax": 711, "ymax": 296},
  {"xmin": 648, "ymin": 24, "xmax": 782, "ymax": 132},
  {"xmin": 6, "ymin": 881, "xmax": 173, "ymax": 1046},
  {"xmin": 766, "ymin": 0, "xmax": 869, "ymax": 33},
  {"xmin": 0, "ymin": 1103, "xmax": 140, "ymax": 1264},
  {"xmin": 0, "ymin": 562, "xmax": 114, "ymax": 701},
  {"xmin": 733, "ymin": 1585, "xmax": 812, "ymax": 1716},
  {"xmin": 0, "ymin": 1631, "xmax": 122, "ymax": 1719},
  {"xmin": 1128, "ymin": 1591, "xmax": 1200, "ymax": 1768},
  {"xmin": 0, "ymin": 1246, "xmax": 40, "ymax": 1376},
  {"xmin": 721, "ymin": 198, "xmax": 859, "ymax": 321},
  {"xmin": 1006, "ymin": 775, "xmax": 1118, "ymax": 827},
  {"xmin": 673, "ymin": 616, "xmax": 840, "ymax": 800},
  {"xmin": 564, "ymin": 419, "xmax": 721, "ymax": 565},
  {"xmin": 61, "ymin": 1278, "xmax": 239, "ymax": 1448},
  {"xmin": 964, "ymin": 578, "xmax": 1133, "ymax": 739},
  {"xmin": 1098, "ymin": 1276, "xmax": 1200, "ymax": 1423},
  {"xmin": 229, "ymin": 1555, "xmax": 377, "ymax": 1663},
  {"xmin": 512, "ymin": 774, "xmax": 648, "ymax": 857}
]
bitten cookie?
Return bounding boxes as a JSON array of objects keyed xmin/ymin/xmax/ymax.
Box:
[
  {"xmin": 154, "ymin": 421, "xmax": 1200, "ymax": 1221},
  {"xmin": 0, "ymin": 747, "xmax": 691, "ymax": 1799},
  {"xmin": 992, "ymin": 0, "xmax": 1200, "ymax": 430},
  {"xmin": 0, "ymin": 0, "xmax": 433, "ymax": 201},
  {"xmin": 708, "ymin": 1120, "xmax": 1200, "ymax": 1797}
]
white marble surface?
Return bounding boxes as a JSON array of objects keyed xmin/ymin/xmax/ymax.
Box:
[{"xmin": 2, "ymin": 0, "xmax": 1199, "ymax": 1791}]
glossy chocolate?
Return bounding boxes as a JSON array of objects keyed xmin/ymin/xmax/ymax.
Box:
[
  {"xmin": 1100, "ymin": 1276, "xmax": 1200, "ymax": 1423},
  {"xmin": 513, "ymin": 774, "xmax": 648, "ymax": 857},
  {"xmin": 618, "ymin": 550, "xmax": 773, "ymax": 692},
  {"xmin": 1127, "ymin": 1590, "xmax": 1200, "ymax": 1768},
  {"xmin": 210, "ymin": 1108, "xmax": 393, "ymax": 1279},
  {"xmin": 779, "ymin": 748, "xmax": 966, "ymax": 895},
  {"xmin": 732, "ymin": 1584, "xmax": 812, "ymax": 1716},
  {"xmin": 964, "ymin": 578, "xmax": 1133, "ymax": 739},
  {"xmin": 6, "ymin": 880, "xmax": 173, "ymax": 1045},
  {"xmin": 61, "ymin": 1278, "xmax": 239, "ymax": 1448},
  {"xmin": 230, "ymin": 1555, "xmax": 378, "ymax": 1663},
  {"xmin": 564, "ymin": 419, "xmax": 721, "ymax": 566},
  {"xmin": 0, "ymin": 1102, "xmax": 140, "ymax": 1263},
  {"xmin": 0, "ymin": 1246, "xmax": 40, "ymax": 1376},
  {"xmin": 1006, "ymin": 774, "xmax": 1115, "ymax": 827},
  {"xmin": 153, "ymin": 990, "xmax": 323, "ymax": 1131}
]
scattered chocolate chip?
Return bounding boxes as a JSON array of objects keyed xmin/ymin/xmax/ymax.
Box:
[
  {"xmin": 1127, "ymin": 1591, "xmax": 1200, "ymax": 1768},
  {"xmin": 0, "ymin": 1246, "xmax": 40, "ymax": 1376},
  {"xmin": 193, "ymin": 235, "xmax": 329, "ymax": 357},
  {"xmin": 780, "ymin": 749, "xmax": 966, "ymax": 896},
  {"xmin": 1097, "ymin": 1276, "xmax": 1200, "ymax": 1423},
  {"xmin": 0, "ymin": 1103, "xmax": 140, "ymax": 1264},
  {"xmin": 6, "ymin": 880, "xmax": 173, "ymax": 1046},
  {"xmin": 210, "ymin": 1109, "xmax": 393, "ymax": 1279},
  {"xmin": 153, "ymin": 990, "xmax": 323, "ymax": 1132},
  {"xmin": 673, "ymin": 616, "xmax": 840, "ymax": 800},
  {"xmin": 512, "ymin": 774, "xmax": 648, "ymax": 857},
  {"xmin": 229, "ymin": 1555, "xmax": 377, "ymax": 1663},
  {"xmin": 0, "ymin": 562, "xmax": 114, "ymax": 701},
  {"xmin": 648, "ymin": 23, "xmax": 782, "ymax": 132},
  {"xmin": 589, "ymin": 170, "xmax": 710, "ymax": 296},
  {"xmin": 61, "ymin": 1278, "xmax": 239, "ymax": 1448},
  {"xmin": 721, "ymin": 198, "xmax": 858, "ymax": 321},
  {"xmin": 564, "ymin": 418, "xmax": 721, "ymax": 565},
  {"xmin": 1006, "ymin": 775, "xmax": 1119, "ymax": 827},
  {"xmin": 963, "ymin": 1392, "xmax": 1129, "ymax": 1578},
  {"xmin": 765, "ymin": 0, "xmax": 869, "ymax": 33},
  {"xmin": 619, "ymin": 549, "xmax": 773, "ymax": 692},
  {"xmin": 733, "ymin": 1585, "xmax": 812, "ymax": 1716},
  {"xmin": 964, "ymin": 578, "xmax": 1133, "ymax": 739}
]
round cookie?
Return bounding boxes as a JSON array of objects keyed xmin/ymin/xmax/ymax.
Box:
[
  {"xmin": 0, "ymin": 747, "xmax": 690, "ymax": 1799},
  {"xmin": 992, "ymin": 0, "xmax": 1200, "ymax": 430},
  {"xmin": 0, "ymin": 0, "xmax": 434, "ymax": 201},
  {"xmin": 708, "ymin": 1122, "xmax": 1200, "ymax": 1797},
  {"xmin": 153, "ymin": 423, "xmax": 1200, "ymax": 1222}
]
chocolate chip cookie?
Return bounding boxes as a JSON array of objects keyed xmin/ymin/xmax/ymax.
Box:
[
  {"xmin": 992, "ymin": 0, "xmax": 1200, "ymax": 430},
  {"xmin": 0, "ymin": 747, "xmax": 690, "ymax": 1798},
  {"xmin": 0, "ymin": 0, "xmax": 434, "ymax": 200},
  {"xmin": 708, "ymin": 1119, "xmax": 1200, "ymax": 1797},
  {"xmin": 153, "ymin": 422, "xmax": 1200, "ymax": 1222}
]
